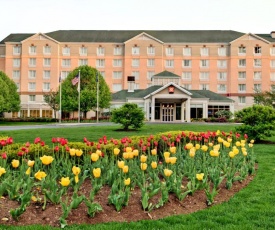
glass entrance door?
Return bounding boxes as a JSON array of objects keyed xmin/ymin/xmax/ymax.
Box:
[{"xmin": 162, "ymin": 103, "xmax": 174, "ymax": 121}]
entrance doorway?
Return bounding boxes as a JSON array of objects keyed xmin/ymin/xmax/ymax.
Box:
[{"xmin": 162, "ymin": 103, "xmax": 174, "ymax": 121}]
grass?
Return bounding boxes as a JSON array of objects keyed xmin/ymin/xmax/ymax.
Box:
[{"xmin": 1, "ymin": 123, "xmax": 275, "ymax": 230}]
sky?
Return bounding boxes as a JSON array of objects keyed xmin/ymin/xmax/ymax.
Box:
[{"xmin": 0, "ymin": 0, "xmax": 274, "ymax": 41}]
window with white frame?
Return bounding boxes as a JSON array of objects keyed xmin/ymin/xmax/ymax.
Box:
[
  {"xmin": 97, "ymin": 47, "xmax": 105, "ymax": 56},
  {"xmin": 43, "ymin": 70, "xmax": 51, "ymax": 79},
  {"xmin": 114, "ymin": 47, "xmax": 122, "ymax": 55},
  {"xmin": 113, "ymin": 59, "xmax": 122, "ymax": 67},
  {"xmin": 29, "ymin": 95, "xmax": 36, "ymax": 102},
  {"xmin": 132, "ymin": 47, "xmax": 140, "ymax": 55},
  {"xmin": 132, "ymin": 59, "xmax": 140, "ymax": 67},
  {"xmin": 238, "ymin": 96, "xmax": 246, "ymax": 103},
  {"xmin": 218, "ymin": 47, "xmax": 226, "ymax": 56},
  {"xmin": 147, "ymin": 71, "xmax": 155, "ymax": 80},
  {"xmin": 165, "ymin": 60, "xmax": 174, "ymax": 68},
  {"xmin": 217, "ymin": 60, "xmax": 227, "ymax": 68},
  {"xmin": 200, "ymin": 60, "xmax": 209, "ymax": 68},
  {"xmin": 254, "ymin": 59, "xmax": 262, "ymax": 67},
  {"xmin": 79, "ymin": 59, "xmax": 88, "ymax": 66},
  {"xmin": 217, "ymin": 84, "xmax": 227, "ymax": 92},
  {"xmin": 217, "ymin": 72, "xmax": 227, "ymax": 81},
  {"xmin": 254, "ymin": 84, "xmax": 261, "ymax": 91},
  {"xmin": 147, "ymin": 46, "xmax": 155, "ymax": 55},
  {"xmin": 16, "ymin": 83, "xmax": 20, "ymax": 92},
  {"xmin": 270, "ymin": 47, "xmax": 275, "ymax": 56},
  {"xmin": 79, "ymin": 47, "xmax": 87, "ymax": 56},
  {"xmin": 183, "ymin": 60, "xmax": 192, "ymax": 67},
  {"xmin": 131, "ymin": 71, "xmax": 140, "ymax": 80},
  {"xmin": 29, "ymin": 46, "xmax": 36, "ymax": 54},
  {"xmin": 29, "ymin": 58, "xmax": 36, "ymax": 67},
  {"xmin": 135, "ymin": 83, "xmax": 140, "ymax": 89},
  {"xmin": 254, "ymin": 71, "xmax": 262, "ymax": 80},
  {"xmin": 238, "ymin": 46, "xmax": 246, "ymax": 54},
  {"xmin": 271, "ymin": 84, "xmax": 275, "ymax": 91},
  {"xmin": 238, "ymin": 84, "xmax": 246, "ymax": 92},
  {"xmin": 61, "ymin": 71, "xmax": 70, "ymax": 79},
  {"xmin": 254, "ymin": 46, "xmax": 262, "ymax": 54},
  {"xmin": 200, "ymin": 47, "xmax": 209, "ymax": 56},
  {"xmin": 147, "ymin": 59, "xmax": 155, "ymax": 67},
  {"xmin": 62, "ymin": 59, "xmax": 71, "ymax": 67},
  {"xmin": 99, "ymin": 71, "xmax": 105, "ymax": 78},
  {"xmin": 44, "ymin": 58, "xmax": 51, "ymax": 66},
  {"xmin": 96, "ymin": 59, "xmax": 105, "ymax": 68},
  {"xmin": 62, "ymin": 47, "xmax": 70, "ymax": 55},
  {"xmin": 271, "ymin": 72, "xmax": 275, "ymax": 81},
  {"xmin": 183, "ymin": 47, "xmax": 191, "ymax": 56},
  {"xmin": 239, "ymin": 59, "xmax": 246, "ymax": 67},
  {"xmin": 43, "ymin": 46, "xmax": 51, "ymax": 54},
  {"xmin": 12, "ymin": 70, "xmax": 20, "ymax": 79},
  {"xmin": 166, "ymin": 47, "xmax": 174, "ymax": 56},
  {"xmin": 182, "ymin": 72, "xmax": 192, "ymax": 81},
  {"xmin": 113, "ymin": 71, "xmax": 122, "ymax": 79},
  {"xmin": 199, "ymin": 72, "xmax": 209, "ymax": 80},
  {"xmin": 183, "ymin": 84, "xmax": 192, "ymax": 90},
  {"xmin": 112, "ymin": 83, "xmax": 122, "ymax": 91},
  {"xmin": 28, "ymin": 70, "xmax": 36, "ymax": 79},
  {"xmin": 13, "ymin": 46, "xmax": 21, "ymax": 55},
  {"xmin": 43, "ymin": 82, "xmax": 50, "ymax": 92},
  {"xmin": 13, "ymin": 59, "xmax": 20, "ymax": 67},
  {"xmin": 270, "ymin": 60, "xmax": 275, "ymax": 68},
  {"xmin": 238, "ymin": 71, "xmax": 246, "ymax": 79},
  {"xmin": 28, "ymin": 82, "xmax": 36, "ymax": 91},
  {"xmin": 199, "ymin": 84, "xmax": 209, "ymax": 90}
]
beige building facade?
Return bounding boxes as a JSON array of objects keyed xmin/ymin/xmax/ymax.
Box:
[{"xmin": 0, "ymin": 30, "xmax": 275, "ymax": 118}]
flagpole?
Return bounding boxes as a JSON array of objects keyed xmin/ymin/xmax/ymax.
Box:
[
  {"xmin": 59, "ymin": 73, "xmax": 62, "ymax": 124},
  {"xmin": 78, "ymin": 69, "xmax": 81, "ymax": 123},
  {"xmin": 96, "ymin": 71, "xmax": 99, "ymax": 123}
]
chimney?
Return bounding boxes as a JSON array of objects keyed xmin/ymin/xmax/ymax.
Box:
[
  {"xmin": 271, "ymin": 31, "xmax": 275, "ymax": 38},
  {"xmin": 127, "ymin": 76, "xmax": 135, "ymax": 92}
]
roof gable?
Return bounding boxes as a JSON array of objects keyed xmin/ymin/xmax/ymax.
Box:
[
  {"xmin": 230, "ymin": 33, "xmax": 270, "ymax": 44},
  {"xmin": 21, "ymin": 33, "xmax": 59, "ymax": 44},
  {"xmin": 124, "ymin": 32, "xmax": 164, "ymax": 44},
  {"xmin": 153, "ymin": 70, "xmax": 181, "ymax": 78}
]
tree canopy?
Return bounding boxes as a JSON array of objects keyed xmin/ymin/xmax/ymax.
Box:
[
  {"xmin": 43, "ymin": 90, "xmax": 59, "ymax": 119},
  {"xmin": 0, "ymin": 71, "xmax": 20, "ymax": 114},
  {"xmin": 60, "ymin": 66, "xmax": 111, "ymax": 118},
  {"xmin": 253, "ymin": 89, "xmax": 275, "ymax": 108}
]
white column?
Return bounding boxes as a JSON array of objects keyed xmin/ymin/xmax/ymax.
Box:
[
  {"xmin": 181, "ymin": 101, "xmax": 185, "ymax": 122},
  {"xmin": 186, "ymin": 98, "xmax": 191, "ymax": 122},
  {"xmin": 151, "ymin": 97, "xmax": 155, "ymax": 122}
]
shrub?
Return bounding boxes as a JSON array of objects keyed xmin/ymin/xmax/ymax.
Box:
[{"xmin": 215, "ymin": 110, "xmax": 233, "ymax": 119}]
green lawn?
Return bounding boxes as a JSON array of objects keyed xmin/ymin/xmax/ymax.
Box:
[{"xmin": 1, "ymin": 123, "xmax": 275, "ymax": 230}]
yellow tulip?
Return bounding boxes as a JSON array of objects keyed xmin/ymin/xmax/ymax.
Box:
[
  {"xmin": 118, "ymin": 160, "xmax": 125, "ymax": 169},
  {"xmin": 218, "ymin": 137, "xmax": 224, "ymax": 143},
  {"xmin": 248, "ymin": 143, "xmax": 253, "ymax": 148},
  {"xmin": 214, "ymin": 144, "xmax": 220, "ymax": 151},
  {"xmin": 195, "ymin": 144, "xmax": 200, "ymax": 150},
  {"xmin": 123, "ymin": 152, "xmax": 129, "ymax": 159},
  {"xmin": 208, "ymin": 142, "xmax": 213, "ymax": 147},
  {"xmin": 229, "ymin": 151, "xmax": 235, "ymax": 158},
  {"xmin": 163, "ymin": 151, "xmax": 170, "ymax": 158},
  {"xmin": 250, "ymin": 139, "xmax": 255, "ymax": 144},
  {"xmin": 140, "ymin": 163, "xmax": 147, "ymax": 171},
  {"xmin": 96, "ymin": 150, "xmax": 102, "ymax": 156},
  {"xmin": 25, "ymin": 167, "xmax": 31, "ymax": 175},
  {"xmin": 216, "ymin": 130, "xmax": 221, "ymax": 135},
  {"xmin": 27, "ymin": 160, "xmax": 35, "ymax": 167},
  {"xmin": 243, "ymin": 151, "xmax": 248, "ymax": 156},
  {"xmin": 76, "ymin": 149, "xmax": 83, "ymax": 157},
  {"xmin": 189, "ymin": 147, "xmax": 196, "ymax": 158},
  {"xmin": 227, "ymin": 137, "xmax": 232, "ymax": 143},
  {"xmin": 40, "ymin": 155, "xmax": 54, "ymax": 165},
  {"xmin": 170, "ymin": 146, "xmax": 176, "ymax": 154},
  {"xmin": 124, "ymin": 178, "xmax": 131, "ymax": 186},
  {"xmin": 169, "ymin": 157, "xmax": 177, "ymax": 164},
  {"xmin": 223, "ymin": 141, "xmax": 231, "ymax": 148},
  {"xmin": 69, "ymin": 148, "xmax": 76, "ymax": 156},
  {"xmin": 210, "ymin": 149, "xmax": 220, "ymax": 157},
  {"xmin": 140, "ymin": 154, "xmax": 147, "ymax": 163},
  {"xmin": 75, "ymin": 175, "xmax": 79, "ymax": 184},
  {"xmin": 201, "ymin": 145, "xmax": 208, "ymax": 152},
  {"xmin": 123, "ymin": 165, "xmax": 129, "ymax": 173},
  {"xmin": 128, "ymin": 151, "xmax": 134, "ymax": 159},
  {"xmin": 151, "ymin": 161, "xmax": 157, "ymax": 169},
  {"xmin": 113, "ymin": 148, "xmax": 120, "ymax": 156},
  {"xmin": 236, "ymin": 141, "xmax": 241, "ymax": 147},
  {"xmin": 165, "ymin": 157, "xmax": 170, "ymax": 163},
  {"xmin": 233, "ymin": 147, "xmax": 239, "ymax": 155},
  {"xmin": 151, "ymin": 149, "xmax": 157, "ymax": 155},
  {"xmin": 93, "ymin": 168, "xmax": 101, "ymax": 178},
  {"xmin": 133, "ymin": 149, "xmax": 139, "ymax": 156},
  {"xmin": 72, "ymin": 166, "xmax": 81, "ymax": 175},
  {"xmin": 35, "ymin": 170, "xmax": 47, "ymax": 180},
  {"xmin": 91, "ymin": 153, "xmax": 99, "ymax": 162},
  {"xmin": 0, "ymin": 167, "xmax": 6, "ymax": 177},
  {"xmin": 60, "ymin": 177, "xmax": 70, "ymax": 187},
  {"xmin": 196, "ymin": 173, "xmax": 204, "ymax": 181},
  {"xmin": 164, "ymin": 169, "xmax": 173, "ymax": 177},
  {"xmin": 11, "ymin": 159, "xmax": 20, "ymax": 168},
  {"xmin": 185, "ymin": 143, "xmax": 193, "ymax": 150},
  {"xmin": 126, "ymin": 147, "xmax": 132, "ymax": 153}
]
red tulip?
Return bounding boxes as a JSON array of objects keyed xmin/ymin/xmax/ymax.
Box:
[
  {"xmin": 34, "ymin": 137, "xmax": 41, "ymax": 144},
  {"xmin": 17, "ymin": 151, "xmax": 24, "ymax": 156},
  {"xmin": 52, "ymin": 138, "xmax": 57, "ymax": 143},
  {"xmin": 83, "ymin": 137, "xmax": 87, "ymax": 143},
  {"xmin": 1, "ymin": 152, "xmax": 7, "ymax": 159},
  {"xmin": 40, "ymin": 141, "xmax": 45, "ymax": 147},
  {"xmin": 25, "ymin": 142, "xmax": 30, "ymax": 147},
  {"xmin": 54, "ymin": 146, "xmax": 59, "ymax": 152}
]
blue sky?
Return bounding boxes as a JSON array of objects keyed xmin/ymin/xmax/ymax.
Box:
[{"xmin": 1, "ymin": 0, "xmax": 274, "ymax": 40}]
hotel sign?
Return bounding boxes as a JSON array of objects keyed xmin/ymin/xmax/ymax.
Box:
[{"xmin": 168, "ymin": 86, "xmax": 175, "ymax": 94}]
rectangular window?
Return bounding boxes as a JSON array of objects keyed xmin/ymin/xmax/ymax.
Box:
[
  {"xmin": 43, "ymin": 70, "xmax": 51, "ymax": 79},
  {"xmin": 62, "ymin": 47, "xmax": 70, "ymax": 55},
  {"xmin": 271, "ymin": 72, "xmax": 275, "ymax": 81},
  {"xmin": 29, "ymin": 95, "xmax": 36, "ymax": 102},
  {"xmin": 135, "ymin": 83, "xmax": 140, "ymax": 89},
  {"xmin": 239, "ymin": 59, "xmax": 246, "ymax": 67},
  {"xmin": 270, "ymin": 60, "xmax": 275, "ymax": 68},
  {"xmin": 61, "ymin": 71, "xmax": 70, "ymax": 79},
  {"xmin": 132, "ymin": 59, "xmax": 140, "ymax": 67},
  {"xmin": 44, "ymin": 46, "xmax": 51, "ymax": 54},
  {"xmin": 13, "ymin": 59, "xmax": 20, "ymax": 67},
  {"xmin": 99, "ymin": 71, "xmax": 105, "ymax": 78},
  {"xmin": 97, "ymin": 47, "xmax": 105, "ymax": 56},
  {"xmin": 254, "ymin": 59, "xmax": 262, "ymax": 67},
  {"xmin": 112, "ymin": 84, "xmax": 122, "ymax": 91},
  {"xmin": 114, "ymin": 47, "xmax": 122, "ymax": 55},
  {"xmin": 217, "ymin": 84, "xmax": 227, "ymax": 92},
  {"xmin": 13, "ymin": 46, "xmax": 21, "ymax": 55},
  {"xmin": 113, "ymin": 59, "xmax": 122, "ymax": 67},
  {"xmin": 165, "ymin": 60, "xmax": 174, "ymax": 68},
  {"xmin": 43, "ymin": 83, "xmax": 50, "ymax": 92},
  {"xmin": 217, "ymin": 72, "xmax": 227, "ymax": 81},
  {"xmin": 254, "ymin": 46, "xmax": 262, "ymax": 54},
  {"xmin": 147, "ymin": 46, "xmax": 155, "ymax": 55},
  {"xmin": 79, "ymin": 59, "xmax": 88, "ymax": 66},
  {"xmin": 270, "ymin": 47, "xmax": 275, "ymax": 56},
  {"xmin": 200, "ymin": 47, "xmax": 209, "ymax": 56},
  {"xmin": 238, "ymin": 96, "xmax": 246, "ymax": 103},
  {"xmin": 238, "ymin": 46, "xmax": 246, "ymax": 54},
  {"xmin": 44, "ymin": 58, "xmax": 51, "ymax": 66},
  {"xmin": 132, "ymin": 47, "xmax": 140, "ymax": 55},
  {"xmin": 28, "ymin": 70, "xmax": 36, "ymax": 79},
  {"xmin": 147, "ymin": 71, "xmax": 155, "ymax": 80},
  {"xmin": 271, "ymin": 84, "xmax": 275, "ymax": 91},
  {"xmin": 147, "ymin": 59, "xmax": 155, "ymax": 67},
  {"xmin": 62, "ymin": 59, "xmax": 71, "ymax": 67},
  {"xmin": 131, "ymin": 71, "xmax": 140, "ymax": 80},
  {"xmin": 113, "ymin": 71, "xmax": 122, "ymax": 79},
  {"xmin": 183, "ymin": 60, "xmax": 192, "ymax": 67},
  {"xmin": 12, "ymin": 70, "xmax": 20, "ymax": 79},
  {"xmin": 254, "ymin": 71, "xmax": 262, "ymax": 80},
  {"xmin": 238, "ymin": 71, "xmax": 246, "ymax": 79},
  {"xmin": 29, "ymin": 58, "xmax": 36, "ymax": 67},
  {"xmin": 199, "ymin": 84, "xmax": 209, "ymax": 90},
  {"xmin": 200, "ymin": 60, "xmax": 209, "ymax": 68},
  {"xmin": 29, "ymin": 46, "xmax": 36, "ymax": 54},
  {"xmin": 199, "ymin": 72, "xmax": 209, "ymax": 80},
  {"xmin": 182, "ymin": 72, "xmax": 192, "ymax": 81},
  {"xmin": 217, "ymin": 60, "xmax": 227, "ymax": 68},
  {"xmin": 79, "ymin": 47, "xmax": 87, "ymax": 56},
  {"xmin": 96, "ymin": 59, "xmax": 105, "ymax": 68},
  {"xmin": 16, "ymin": 83, "xmax": 20, "ymax": 92},
  {"xmin": 183, "ymin": 47, "xmax": 191, "ymax": 56},
  {"xmin": 28, "ymin": 82, "xmax": 36, "ymax": 91},
  {"xmin": 166, "ymin": 47, "xmax": 174, "ymax": 56},
  {"xmin": 183, "ymin": 84, "xmax": 191, "ymax": 90},
  {"xmin": 218, "ymin": 47, "xmax": 226, "ymax": 56},
  {"xmin": 238, "ymin": 84, "xmax": 246, "ymax": 92},
  {"xmin": 254, "ymin": 84, "xmax": 261, "ymax": 91}
]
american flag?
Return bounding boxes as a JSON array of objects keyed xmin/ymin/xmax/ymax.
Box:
[{"xmin": 71, "ymin": 74, "xmax": 79, "ymax": 85}]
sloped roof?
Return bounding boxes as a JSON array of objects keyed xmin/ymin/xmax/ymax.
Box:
[
  {"xmin": 189, "ymin": 90, "xmax": 233, "ymax": 102},
  {"xmin": 0, "ymin": 33, "xmax": 35, "ymax": 44},
  {"xmin": 154, "ymin": 70, "xmax": 181, "ymax": 78},
  {"xmin": 256, "ymin": 34, "xmax": 275, "ymax": 42}
]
